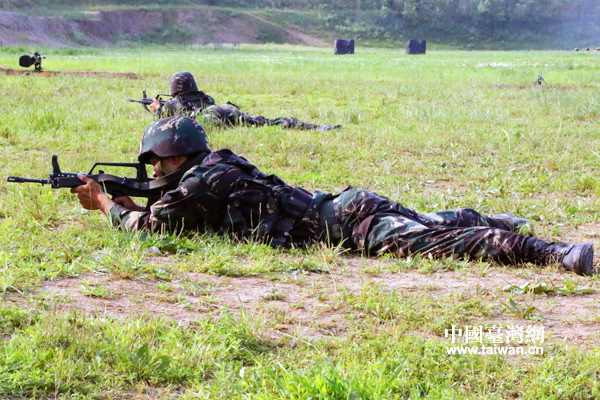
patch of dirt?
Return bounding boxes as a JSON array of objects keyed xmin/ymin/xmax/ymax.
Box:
[
  {"xmin": 0, "ymin": 9, "xmax": 326, "ymax": 48},
  {"xmin": 379, "ymin": 269, "xmax": 600, "ymax": 345},
  {"xmin": 0, "ymin": 67, "xmax": 138, "ymax": 79},
  {"xmin": 247, "ymin": 13, "xmax": 327, "ymax": 47},
  {"xmin": 6, "ymin": 257, "xmax": 600, "ymax": 347}
]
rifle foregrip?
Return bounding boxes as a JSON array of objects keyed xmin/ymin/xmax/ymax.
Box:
[{"xmin": 51, "ymin": 176, "xmax": 86, "ymax": 188}]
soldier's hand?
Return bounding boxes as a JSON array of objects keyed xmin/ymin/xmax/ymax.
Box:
[
  {"xmin": 113, "ymin": 195, "xmax": 145, "ymax": 211},
  {"xmin": 71, "ymin": 174, "xmax": 114, "ymax": 215},
  {"xmin": 149, "ymin": 98, "xmax": 161, "ymax": 112}
]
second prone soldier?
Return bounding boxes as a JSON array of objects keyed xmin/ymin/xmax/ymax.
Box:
[{"xmin": 150, "ymin": 71, "xmax": 341, "ymax": 132}]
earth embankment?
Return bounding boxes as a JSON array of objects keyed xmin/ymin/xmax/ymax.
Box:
[{"xmin": 0, "ymin": 8, "xmax": 326, "ymax": 47}]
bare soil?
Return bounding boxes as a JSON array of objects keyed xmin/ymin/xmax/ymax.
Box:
[
  {"xmin": 0, "ymin": 9, "xmax": 326, "ymax": 48},
  {"xmin": 6, "ymin": 253, "xmax": 600, "ymax": 347},
  {"xmin": 247, "ymin": 12, "xmax": 327, "ymax": 47},
  {"xmin": 0, "ymin": 66, "xmax": 138, "ymax": 79}
]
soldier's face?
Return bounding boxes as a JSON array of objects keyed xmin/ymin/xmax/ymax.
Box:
[
  {"xmin": 150, "ymin": 155, "xmax": 186, "ymax": 178},
  {"xmin": 150, "ymin": 156, "xmax": 169, "ymax": 178}
]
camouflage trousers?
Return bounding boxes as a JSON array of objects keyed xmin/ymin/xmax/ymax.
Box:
[
  {"xmin": 330, "ymin": 188, "xmax": 557, "ymax": 266},
  {"xmin": 201, "ymin": 104, "xmax": 340, "ymax": 131}
]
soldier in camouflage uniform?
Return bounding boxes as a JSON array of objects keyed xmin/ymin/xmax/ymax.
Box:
[
  {"xmin": 72, "ymin": 116, "xmax": 595, "ymax": 276},
  {"xmin": 150, "ymin": 71, "xmax": 342, "ymax": 132},
  {"xmin": 150, "ymin": 71, "xmax": 216, "ymax": 118}
]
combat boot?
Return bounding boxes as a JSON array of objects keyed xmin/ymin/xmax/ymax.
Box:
[
  {"xmin": 545, "ymin": 243, "xmax": 595, "ymax": 276},
  {"xmin": 559, "ymin": 243, "xmax": 594, "ymax": 276},
  {"xmin": 316, "ymin": 124, "xmax": 342, "ymax": 132},
  {"xmin": 491, "ymin": 213, "xmax": 530, "ymax": 232}
]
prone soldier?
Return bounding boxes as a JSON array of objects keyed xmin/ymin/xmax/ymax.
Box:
[
  {"xmin": 71, "ymin": 116, "xmax": 594, "ymax": 276},
  {"xmin": 19, "ymin": 52, "xmax": 46, "ymax": 72},
  {"xmin": 33, "ymin": 52, "xmax": 45, "ymax": 72},
  {"xmin": 149, "ymin": 72, "xmax": 341, "ymax": 132}
]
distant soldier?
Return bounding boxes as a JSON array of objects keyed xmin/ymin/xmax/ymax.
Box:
[
  {"xmin": 72, "ymin": 116, "xmax": 594, "ymax": 276},
  {"xmin": 19, "ymin": 52, "xmax": 45, "ymax": 72},
  {"xmin": 535, "ymin": 74, "xmax": 547, "ymax": 86},
  {"xmin": 33, "ymin": 52, "xmax": 45, "ymax": 72},
  {"xmin": 150, "ymin": 71, "xmax": 215, "ymax": 118},
  {"xmin": 150, "ymin": 71, "xmax": 341, "ymax": 132}
]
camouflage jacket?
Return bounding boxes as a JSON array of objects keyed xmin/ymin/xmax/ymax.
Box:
[
  {"xmin": 156, "ymin": 92, "xmax": 215, "ymax": 119},
  {"xmin": 109, "ymin": 149, "xmax": 333, "ymax": 247}
]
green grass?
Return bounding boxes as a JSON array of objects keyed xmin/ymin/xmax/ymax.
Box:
[{"xmin": 1, "ymin": 45, "xmax": 600, "ymax": 398}]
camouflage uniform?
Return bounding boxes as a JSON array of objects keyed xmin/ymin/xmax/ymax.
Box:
[
  {"xmin": 330, "ymin": 188, "xmax": 567, "ymax": 265},
  {"xmin": 156, "ymin": 72, "xmax": 216, "ymax": 119},
  {"xmin": 110, "ymin": 150, "xmax": 571, "ymax": 268},
  {"xmin": 156, "ymin": 72, "xmax": 341, "ymax": 131},
  {"xmin": 200, "ymin": 103, "xmax": 341, "ymax": 131},
  {"xmin": 159, "ymin": 93, "xmax": 216, "ymax": 119},
  {"xmin": 110, "ymin": 148, "xmax": 333, "ymax": 247}
]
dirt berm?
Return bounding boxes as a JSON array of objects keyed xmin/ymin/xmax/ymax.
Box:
[{"xmin": 0, "ymin": 9, "xmax": 326, "ymax": 47}]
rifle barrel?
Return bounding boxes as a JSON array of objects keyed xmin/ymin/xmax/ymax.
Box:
[
  {"xmin": 7, "ymin": 177, "xmax": 50, "ymax": 184},
  {"xmin": 127, "ymin": 98, "xmax": 150, "ymax": 103},
  {"xmin": 127, "ymin": 98, "xmax": 165, "ymax": 104}
]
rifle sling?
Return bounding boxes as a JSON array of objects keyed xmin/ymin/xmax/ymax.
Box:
[{"xmin": 91, "ymin": 154, "xmax": 205, "ymax": 197}]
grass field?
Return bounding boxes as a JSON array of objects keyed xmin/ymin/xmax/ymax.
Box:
[{"xmin": 1, "ymin": 45, "xmax": 600, "ymax": 399}]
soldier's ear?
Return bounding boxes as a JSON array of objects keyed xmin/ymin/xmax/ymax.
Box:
[{"xmin": 178, "ymin": 155, "xmax": 190, "ymax": 163}]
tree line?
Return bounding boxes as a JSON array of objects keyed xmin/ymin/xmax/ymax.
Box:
[
  {"xmin": 268, "ymin": 0, "xmax": 599, "ymax": 42},
  {"xmin": 4, "ymin": 0, "xmax": 599, "ymax": 46}
]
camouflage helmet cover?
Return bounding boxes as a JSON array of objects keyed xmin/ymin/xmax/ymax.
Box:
[
  {"xmin": 138, "ymin": 116, "xmax": 211, "ymax": 164},
  {"xmin": 170, "ymin": 71, "xmax": 199, "ymax": 96}
]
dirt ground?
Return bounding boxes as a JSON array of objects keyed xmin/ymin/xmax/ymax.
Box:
[
  {"xmin": 5, "ymin": 251, "xmax": 599, "ymax": 348},
  {"xmin": 0, "ymin": 67, "xmax": 138, "ymax": 79},
  {"xmin": 0, "ymin": 9, "xmax": 326, "ymax": 48}
]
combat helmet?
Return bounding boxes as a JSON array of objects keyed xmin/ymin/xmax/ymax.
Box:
[
  {"xmin": 170, "ymin": 71, "xmax": 199, "ymax": 96},
  {"xmin": 138, "ymin": 116, "xmax": 210, "ymax": 164}
]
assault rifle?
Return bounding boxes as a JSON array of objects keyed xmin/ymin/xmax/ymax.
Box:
[
  {"xmin": 127, "ymin": 90, "xmax": 172, "ymax": 113},
  {"xmin": 7, "ymin": 154, "xmax": 206, "ymax": 205},
  {"xmin": 8, "ymin": 155, "xmax": 161, "ymax": 205}
]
